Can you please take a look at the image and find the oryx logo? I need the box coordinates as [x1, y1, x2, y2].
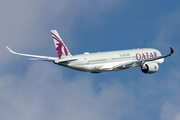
[154, 65, 157, 69]
[51, 32, 68, 59]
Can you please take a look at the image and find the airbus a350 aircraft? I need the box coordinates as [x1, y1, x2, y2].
[7, 30, 174, 74]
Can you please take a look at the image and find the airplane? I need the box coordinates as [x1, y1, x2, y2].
[6, 30, 174, 74]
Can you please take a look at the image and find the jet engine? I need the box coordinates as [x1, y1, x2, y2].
[141, 62, 159, 74]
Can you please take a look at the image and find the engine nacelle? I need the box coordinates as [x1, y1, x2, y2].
[141, 62, 159, 74]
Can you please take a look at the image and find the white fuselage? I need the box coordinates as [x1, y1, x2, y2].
[54, 48, 164, 73]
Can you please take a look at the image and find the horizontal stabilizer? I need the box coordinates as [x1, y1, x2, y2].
[28, 58, 55, 62]
[54, 59, 78, 64]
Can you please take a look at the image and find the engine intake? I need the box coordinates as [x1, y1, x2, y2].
[141, 62, 159, 74]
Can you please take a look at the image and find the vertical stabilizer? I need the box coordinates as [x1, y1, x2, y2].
[51, 30, 71, 59]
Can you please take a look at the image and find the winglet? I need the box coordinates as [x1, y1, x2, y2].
[6, 46, 16, 54]
[6, 46, 10, 51]
[170, 47, 174, 55]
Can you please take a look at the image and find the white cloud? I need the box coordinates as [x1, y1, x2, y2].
[0, 62, 136, 120]
[150, 9, 180, 50]
[160, 102, 180, 120]
[0, 0, 125, 67]
[0, 1, 130, 119]
[1, 0, 180, 120]
[3, 63, 180, 120]
[159, 66, 180, 120]
[175, 112, 180, 120]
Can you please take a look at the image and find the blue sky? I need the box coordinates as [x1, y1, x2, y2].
[0, 0, 180, 120]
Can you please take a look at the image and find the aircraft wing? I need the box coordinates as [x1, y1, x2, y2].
[113, 47, 174, 69]
[6, 46, 58, 61]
